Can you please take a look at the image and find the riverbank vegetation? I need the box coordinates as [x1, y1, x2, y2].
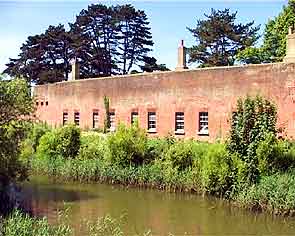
[24, 96, 295, 216]
[0, 78, 34, 215]
[0, 210, 153, 236]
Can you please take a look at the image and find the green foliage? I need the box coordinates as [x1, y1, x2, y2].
[0, 78, 34, 186]
[237, 171, 295, 215]
[103, 96, 110, 133]
[20, 122, 51, 160]
[200, 144, 234, 195]
[78, 132, 106, 160]
[56, 124, 81, 159]
[86, 214, 125, 236]
[145, 138, 171, 161]
[227, 95, 277, 183]
[36, 125, 81, 160]
[140, 56, 170, 72]
[262, 1, 295, 62]
[236, 47, 269, 64]
[238, 1, 295, 63]
[188, 8, 260, 67]
[106, 123, 148, 167]
[28, 123, 51, 152]
[163, 140, 195, 171]
[36, 131, 60, 160]
[0, 210, 72, 236]
[5, 4, 154, 83]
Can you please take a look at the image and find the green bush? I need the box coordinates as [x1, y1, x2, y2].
[78, 132, 106, 160]
[36, 125, 81, 160]
[29, 123, 51, 152]
[0, 78, 34, 186]
[227, 95, 277, 184]
[200, 144, 234, 196]
[106, 123, 147, 167]
[163, 140, 195, 171]
[237, 171, 295, 215]
[145, 138, 172, 162]
[36, 130, 60, 160]
[20, 123, 51, 160]
[19, 138, 34, 160]
[56, 124, 81, 159]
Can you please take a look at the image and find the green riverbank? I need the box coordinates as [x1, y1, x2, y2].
[27, 130, 295, 215]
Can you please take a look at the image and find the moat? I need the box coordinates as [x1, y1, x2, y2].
[19, 176, 295, 235]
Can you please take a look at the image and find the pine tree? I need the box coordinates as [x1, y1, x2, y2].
[188, 8, 260, 67]
[4, 25, 74, 84]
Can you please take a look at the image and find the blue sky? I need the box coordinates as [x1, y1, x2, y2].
[0, 0, 289, 72]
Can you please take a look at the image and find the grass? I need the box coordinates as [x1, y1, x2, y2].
[0, 210, 169, 236]
[0, 210, 72, 236]
[236, 171, 295, 216]
[25, 123, 295, 217]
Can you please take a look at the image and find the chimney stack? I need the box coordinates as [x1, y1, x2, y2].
[176, 40, 188, 70]
[71, 57, 80, 81]
[284, 25, 295, 63]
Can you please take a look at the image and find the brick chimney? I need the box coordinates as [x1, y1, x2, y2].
[176, 40, 188, 70]
[71, 58, 79, 81]
[284, 26, 295, 63]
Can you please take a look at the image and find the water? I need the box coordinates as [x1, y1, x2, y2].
[21, 176, 295, 235]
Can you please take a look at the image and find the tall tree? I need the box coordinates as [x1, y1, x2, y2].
[140, 56, 170, 72]
[188, 8, 260, 67]
[237, 0, 295, 64]
[0, 78, 34, 188]
[4, 4, 154, 83]
[115, 4, 154, 74]
[70, 4, 119, 78]
[4, 24, 74, 84]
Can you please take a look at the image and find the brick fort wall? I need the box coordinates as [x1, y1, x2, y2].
[34, 62, 295, 141]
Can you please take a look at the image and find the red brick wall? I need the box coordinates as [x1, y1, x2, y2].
[34, 62, 295, 141]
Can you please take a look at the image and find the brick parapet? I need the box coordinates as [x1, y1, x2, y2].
[34, 62, 295, 141]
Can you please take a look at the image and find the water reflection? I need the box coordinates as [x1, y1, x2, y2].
[21, 176, 295, 235]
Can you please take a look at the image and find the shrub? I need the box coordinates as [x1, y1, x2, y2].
[55, 124, 81, 159]
[227, 95, 277, 184]
[36, 130, 60, 160]
[20, 123, 51, 160]
[19, 138, 34, 160]
[106, 123, 147, 167]
[0, 78, 34, 186]
[36, 125, 81, 160]
[163, 140, 196, 171]
[200, 144, 234, 196]
[237, 171, 295, 215]
[78, 132, 106, 160]
[145, 138, 171, 162]
[28, 123, 51, 152]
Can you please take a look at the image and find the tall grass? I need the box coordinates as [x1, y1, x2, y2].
[0, 210, 167, 236]
[26, 123, 295, 216]
[0, 210, 72, 236]
[236, 171, 295, 216]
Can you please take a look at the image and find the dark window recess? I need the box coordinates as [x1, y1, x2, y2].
[198, 112, 209, 135]
[93, 112, 99, 129]
[45, 101, 48, 106]
[131, 112, 139, 124]
[175, 112, 184, 133]
[147, 112, 156, 132]
[41, 102, 44, 106]
[109, 111, 115, 131]
[63, 112, 68, 125]
[36, 102, 39, 106]
[74, 112, 80, 126]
